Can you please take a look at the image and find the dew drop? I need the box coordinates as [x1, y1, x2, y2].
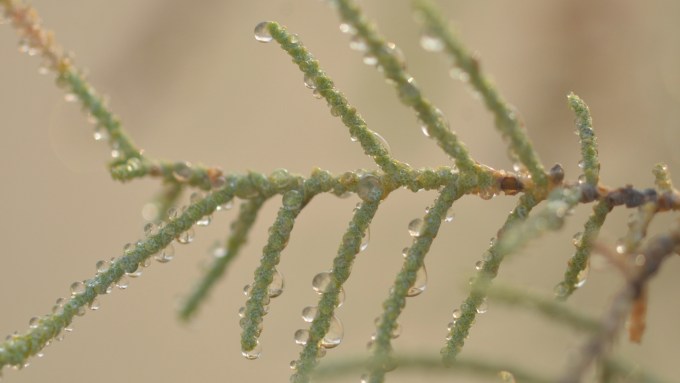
[238, 306, 246, 318]
[172, 162, 193, 182]
[253, 22, 273, 43]
[144, 222, 158, 237]
[289, 360, 298, 370]
[64, 93, 77, 103]
[196, 215, 212, 227]
[116, 276, 129, 290]
[476, 299, 488, 314]
[321, 315, 344, 348]
[406, 264, 428, 297]
[407, 218, 424, 237]
[444, 207, 455, 222]
[553, 282, 569, 298]
[312, 271, 333, 294]
[360, 227, 370, 252]
[362, 53, 378, 66]
[89, 298, 100, 311]
[269, 268, 285, 298]
[294, 329, 310, 345]
[572, 232, 583, 247]
[449, 67, 470, 82]
[499, 370, 516, 383]
[155, 244, 175, 263]
[401, 247, 409, 258]
[243, 284, 252, 297]
[282, 190, 304, 211]
[615, 241, 627, 254]
[176, 228, 195, 244]
[452, 308, 462, 319]
[356, 174, 383, 202]
[578, 160, 585, 169]
[336, 286, 346, 308]
[241, 341, 262, 360]
[70, 281, 85, 296]
[349, 36, 367, 51]
[575, 261, 590, 288]
[303, 73, 316, 89]
[95, 259, 110, 274]
[301, 306, 318, 323]
[28, 317, 39, 329]
[398, 77, 420, 106]
[216, 200, 233, 212]
[420, 32, 444, 52]
[372, 131, 391, 154]
[93, 126, 109, 142]
[312, 89, 322, 99]
[474, 260, 485, 271]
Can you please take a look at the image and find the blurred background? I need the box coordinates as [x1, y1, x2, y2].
[1, 1, 679, 382]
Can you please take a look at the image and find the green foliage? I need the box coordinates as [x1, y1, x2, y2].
[0, 0, 678, 382]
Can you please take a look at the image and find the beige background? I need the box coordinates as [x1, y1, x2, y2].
[1, 1, 679, 382]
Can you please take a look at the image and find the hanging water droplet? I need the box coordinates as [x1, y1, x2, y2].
[312, 271, 333, 294]
[28, 317, 40, 329]
[216, 200, 233, 212]
[242, 284, 252, 297]
[321, 315, 344, 348]
[93, 126, 109, 142]
[294, 329, 310, 345]
[578, 160, 585, 169]
[615, 241, 627, 254]
[449, 66, 470, 82]
[238, 306, 246, 318]
[475, 260, 485, 271]
[70, 281, 85, 296]
[498, 370, 516, 383]
[301, 306, 318, 323]
[116, 276, 129, 290]
[253, 22, 273, 43]
[289, 360, 298, 370]
[269, 268, 285, 298]
[553, 282, 569, 298]
[372, 131, 391, 154]
[356, 174, 383, 202]
[407, 218, 424, 237]
[336, 286, 346, 308]
[572, 232, 583, 247]
[407, 264, 428, 297]
[476, 299, 488, 314]
[360, 227, 370, 252]
[303, 73, 316, 89]
[312, 89, 322, 99]
[575, 261, 590, 288]
[398, 77, 420, 106]
[241, 341, 262, 360]
[577, 174, 587, 185]
[172, 162, 193, 182]
[95, 259, 110, 274]
[339, 23, 355, 34]
[401, 247, 409, 258]
[282, 190, 304, 211]
[420, 32, 444, 52]
[349, 36, 367, 51]
[143, 222, 158, 237]
[155, 244, 175, 263]
[444, 207, 455, 222]
[89, 298, 100, 311]
[452, 308, 462, 319]
[363, 53, 378, 66]
[176, 228, 195, 244]
[196, 215, 212, 227]
[64, 93, 77, 103]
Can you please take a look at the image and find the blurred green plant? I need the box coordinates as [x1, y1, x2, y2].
[0, 0, 678, 382]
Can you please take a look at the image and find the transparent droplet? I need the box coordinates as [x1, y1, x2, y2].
[336, 286, 346, 308]
[575, 261, 590, 288]
[241, 341, 262, 360]
[634, 254, 646, 266]
[476, 299, 488, 314]
[176, 228, 195, 244]
[398, 77, 420, 106]
[196, 215, 212, 227]
[360, 374, 369, 383]
[401, 247, 409, 258]
[268, 268, 285, 298]
[243, 284, 252, 297]
[216, 200, 233, 212]
[407, 218, 424, 237]
[615, 241, 627, 254]
[312, 271, 333, 294]
[116, 276, 129, 290]
[444, 207, 455, 222]
[144, 222, 158, 237]
[357, 174, 383, 202]
[475, 260, 485, 271]
[312, 89, 322, 99]
[452, 308, 462, 319]
[553, 282, 569, 298]
[449, 66, 470, 82]
[303, 73, 316, 89]
[289, 360, 298, 370]
[349, 36, 367, 51]
[572, 232, 583, 247]
[360, 227, 370, 252]
[301, 306, 318, 323]
[339, 23, 355, 34]
[89, 298, 100, 311]
[294, 329, 310, 345]
[93, 126, 109, 142]
[155, 244, 175, 263]
[321, 315, 343, 348]
[64, 93, 77, 103]
[70, 281, 85, 296]
[407, 264, 428, 297]
[253, 22, 273, 43]
[372, 131, 391, 154]
[172, 162, 193, 182]
[578, 160, 585, 169]
[420, 32, 444, 52]
[238, 306, 246, 318]
[498, 370, 516, 383]
[95, 259, 110, 274]
[28, 317, 40, 329]
[362, 53, 378, 66]
[282, 190, 304, 211]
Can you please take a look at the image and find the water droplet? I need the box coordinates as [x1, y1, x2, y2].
[196, 215, 212, 227]
[362, 53, 378, 66]
[498, 370, 516, 383]
[398, 77, 420, 106]
[64, 93, 77, 103]
[420, 32, 444, 52]
[144, 222, 158, 237]
[360, 227, 370, 252]
[449, 66, 470, 82]
[407, 264, 428, 297]
[575, 261, 590, 288]
[553, 282, 569, 298]
[70, 281, 85, 296]
[615, 241, 627, 254]
[269, 268, 285, 298]
[476, 299, 488, 314]
[349, 36, 367, 51]
[577, 174, 587, 184]
[301, 306, 318, 322]
[253, 22, 273, 43]
[282, 190, 304, 210]
[312, 271, 333, 294]
[176, 228, 195, 244]
[89, 298, 100, 311]
[294, 329, 310, 345]
[372, 131, 391, 154]
[452, 308, 462, 319]
[407, 218, 424, 237]
[155, 244, 175, 263]
[242, 284, 252, 297]
[116, 276, 129, 289]
[96, 259, 110, 274]
[241, 341, 262, 360]
[238, 306, 246, 318]
[444, 207, 455, 222]
[356, 174, 383, 202]
[474, 260, 485, 271]
[172, 162, 193, 182]
[28, 317, 40, 329]
[216, 200, 233, 212]
[360, 374, 369, 383]
[401, 247, 409, 258]
[289, 360, 298, 370]
[312, 89, 322, 99]
[321, 315, 343, 348]
[572, 232, 583, 247]
[303, 73, 316, 89]
[634, 254, 646, 266]
[578, 160, 585, 169]
[93, 126, 109, 142]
